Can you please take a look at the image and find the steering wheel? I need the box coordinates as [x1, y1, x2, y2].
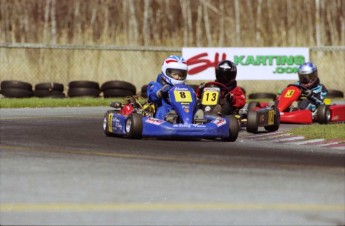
[201, 81, 228, 98]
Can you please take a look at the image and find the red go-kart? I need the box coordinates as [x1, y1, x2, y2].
[276, 84, 345, 124]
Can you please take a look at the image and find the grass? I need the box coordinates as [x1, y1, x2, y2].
[287, 124, 345, 141]
[0, 97, 120, 108]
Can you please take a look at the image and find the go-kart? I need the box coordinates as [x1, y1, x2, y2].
[198, 81, 280, 133]
[276, 84, 345, 124]
[103, 84, 239, 141]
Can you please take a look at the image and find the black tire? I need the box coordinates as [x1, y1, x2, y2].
[35, 82, 64, 92]
[247, 101, 259, 111]
[101, 80, 136, 94]
[103, 89, 135, 98]
[264, 107, 280, 132]
[317, 105, 330, 124]
[327, 89, 344, 98]
[1, 88, 34, 98]
[69, 80, 100, 89]
[222, 115, 239, 142]
[125, 113, 143, 139]
[34, 90, 66, 98]
[247, 110, 259, 133]
[141, 85, 148, 98]
[103, 111, 117, 137]
[68, 87, 100, 97]
[248, 92, 277, 100]
[1, 80, 32, 91]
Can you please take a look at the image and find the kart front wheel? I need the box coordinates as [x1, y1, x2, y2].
[247, 110, 259, 133]
[222, 115, 239, 142]
[264, 107, 280, 132]
[125, 113, 143, 139]
[317, 105, 330, 124]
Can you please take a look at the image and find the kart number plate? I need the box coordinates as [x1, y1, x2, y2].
[267, 109, 274, 125]
[201, 90, 219, 105]
[173, 90, 192, 102]
[284, 89, 295, 98]
[108, 113, 113, 132]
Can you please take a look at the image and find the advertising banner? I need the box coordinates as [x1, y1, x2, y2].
[182, 47, 309, 80]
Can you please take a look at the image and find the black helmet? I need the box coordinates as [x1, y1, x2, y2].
[215, 60, 237, 85]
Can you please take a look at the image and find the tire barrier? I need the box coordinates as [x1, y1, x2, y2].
[67, 80, 100, 98]
[248, 92, 277, 100]
[34, 82, 65, 98]
[0, 80, 34, 98]
[327, 89, 344, 98]
[140, 84, 148, 98]
[101, 80, 136, 98]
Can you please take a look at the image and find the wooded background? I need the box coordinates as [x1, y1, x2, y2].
[1, 0, 344, 46]
[1, 0, 344, 94]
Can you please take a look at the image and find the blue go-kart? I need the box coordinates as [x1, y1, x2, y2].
[103, 84, 239, 141]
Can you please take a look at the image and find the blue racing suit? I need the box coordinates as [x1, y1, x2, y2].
[295, 81, 328, 112]
[147, 74, 174, 120]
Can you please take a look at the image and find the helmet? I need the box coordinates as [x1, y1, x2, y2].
[161, 55, 188, 86]
[298, 62, 319, 88]
[215, 60, 237, 85]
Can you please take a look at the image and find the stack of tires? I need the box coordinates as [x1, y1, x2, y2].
[0, 80, 34, 98]
[67, 80, 101, 98]
[248, 92, 276, 100]
[101, 80, 136, 98]
[34, 82, 65, 98]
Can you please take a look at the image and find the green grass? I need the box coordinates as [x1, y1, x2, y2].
[0, 97, 121, 108]
[287, 124, 345, 141]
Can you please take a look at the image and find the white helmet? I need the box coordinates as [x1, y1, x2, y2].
[161, 55, 188, 86]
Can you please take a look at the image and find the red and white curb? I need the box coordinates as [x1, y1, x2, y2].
[245, 132, 345, 150]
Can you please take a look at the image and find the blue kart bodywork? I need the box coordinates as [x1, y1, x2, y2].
[103, 84, 239, 141]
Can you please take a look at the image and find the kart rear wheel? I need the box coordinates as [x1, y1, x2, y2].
[103, 111, 117, 137]
[125, 113, 143, 139]
[247, 101, 259, 111]
[317, 105, 330, 124]
[222, 115, 239, 142]
[247, 110, 259, 133]
[264, 107, 280, 132]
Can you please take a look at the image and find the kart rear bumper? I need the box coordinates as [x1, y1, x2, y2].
[142, 117, 230, 138]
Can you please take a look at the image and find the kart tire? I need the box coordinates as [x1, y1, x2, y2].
[103, 111, 117, 137]
[247, 101, 259, 111]
[103, 88, 135, 98]
[248, 92, 276, 100]
[1, 88, 34, 98]
[317, 105, 330, 124]
[125, 113, 143, 139]
[1, 80, 33, 91]
[221, 115, 239, 142]
[264, 107, 280, 132]
[327, 89, 344, 98]
[35, 82, 64, 92]
[101, 80, 136, 94]
[247, 110, 259, 133]
[67, 87, 100, 97]
[69, 80, 100, 89]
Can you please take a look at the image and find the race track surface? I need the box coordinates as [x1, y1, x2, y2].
[0, 107, 344, 225]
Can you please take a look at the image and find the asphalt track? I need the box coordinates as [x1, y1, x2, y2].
[0, 107, 344, 225]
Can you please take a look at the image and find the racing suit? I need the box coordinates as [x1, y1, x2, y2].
[295, 81, 328, 111]
[147, 74, 174, 120]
